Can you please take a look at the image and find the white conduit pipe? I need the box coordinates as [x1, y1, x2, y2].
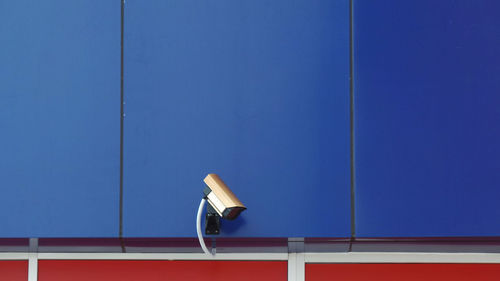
[196, 198, 214, 256]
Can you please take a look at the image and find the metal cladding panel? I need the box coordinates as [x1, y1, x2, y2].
[0, 261, 28, 281]
[39, 260, 287, 281]
[354, 1, 500, 237]
[0, 1, 120, 237]
[124, 0, 351, 237]
[306, 264, 500, 281]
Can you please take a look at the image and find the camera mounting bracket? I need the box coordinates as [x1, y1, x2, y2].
[205, 203, 221, 235]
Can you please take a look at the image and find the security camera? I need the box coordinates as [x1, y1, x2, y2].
[196, 173, 246, 255]
[203, 174, 246, 220]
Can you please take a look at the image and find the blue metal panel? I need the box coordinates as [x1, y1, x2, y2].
[355, 0, 500, 237]
[124, 0, 350, 237]
[0, 1, 120, 237]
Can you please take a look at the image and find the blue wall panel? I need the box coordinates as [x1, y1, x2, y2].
[355, 0, 500, 237]
[0, 1, 120, 237]
[124, 0, 351, 237]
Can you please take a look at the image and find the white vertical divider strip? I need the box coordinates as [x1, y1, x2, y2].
[28, 238, 38, 281]
[288, 238, 305, 281]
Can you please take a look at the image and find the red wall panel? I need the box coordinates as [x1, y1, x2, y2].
[307, 264, 500, 281]
[0, 261, 27, 281]
[39, 260, 286, 281]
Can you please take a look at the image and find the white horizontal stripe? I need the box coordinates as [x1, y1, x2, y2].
[0, 253, 29, 260]
[2, 252, 500, 263]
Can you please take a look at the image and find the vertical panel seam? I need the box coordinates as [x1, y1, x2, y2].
[349, 0, 356, 243]
[119, 0, 125, 247]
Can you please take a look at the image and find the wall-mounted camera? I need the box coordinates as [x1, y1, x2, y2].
[196, 173, 246, 255]
[204, 173, 246, 221]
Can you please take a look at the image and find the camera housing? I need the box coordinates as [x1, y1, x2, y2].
[203, 173, 246, 221]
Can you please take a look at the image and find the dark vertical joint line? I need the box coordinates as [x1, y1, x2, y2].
[349, 0, 356, 240]
[119, 0, 125, 245]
